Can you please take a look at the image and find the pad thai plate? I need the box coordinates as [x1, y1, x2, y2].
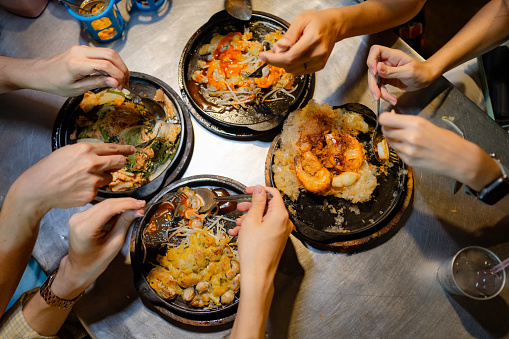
[52, 72, 193, 200]
[130, 175, 245, 324]
[179, 10, 314, 136]
[266, 103, 409, 243]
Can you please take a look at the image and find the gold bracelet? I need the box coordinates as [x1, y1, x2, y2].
[39, 267, 85, 309]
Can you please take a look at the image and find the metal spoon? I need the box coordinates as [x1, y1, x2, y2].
[225, 0, 252, 20]
[90, 68, 166, 121]
[194, 187, 272, 214]
[58, 0, 93, 13]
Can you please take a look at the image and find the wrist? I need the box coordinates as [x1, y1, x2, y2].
[50, 256, 92, 300]
[457, 147, 501, 191]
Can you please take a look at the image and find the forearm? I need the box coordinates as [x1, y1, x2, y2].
[23, 256, 90, 336]
[231, 273, 274, 339]
[426, 0, 509, 77]
[334, 0, 426, 40]
[0, 181, 48, 313]
[0, 56, 46, 94]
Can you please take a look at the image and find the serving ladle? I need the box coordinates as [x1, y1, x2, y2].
[194, 187, 272, 214]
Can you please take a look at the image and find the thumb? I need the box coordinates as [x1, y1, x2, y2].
[107, 208, 144, 248]
[273, 37, 292, 53]
[244, 185, 267, 222]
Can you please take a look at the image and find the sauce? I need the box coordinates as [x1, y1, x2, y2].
[186, 80, 225, 113]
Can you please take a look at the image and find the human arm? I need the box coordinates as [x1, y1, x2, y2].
[367, 0, 509, 104]
[379, 111, 501, 191]
[21, 198, 145, 336]
[0, 45, 129, 96]
[228, 186, 293, 339]
[0, 142, 134, 314]
[259, 0, 426, 75]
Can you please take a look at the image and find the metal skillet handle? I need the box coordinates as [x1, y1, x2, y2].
[216, 192, 273, 203]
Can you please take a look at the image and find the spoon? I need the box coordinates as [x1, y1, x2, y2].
[90, 68, 166, 121]
[58, 0, 93, 13]
[194, 187, 272, 213]
[225, 0, 252, 21]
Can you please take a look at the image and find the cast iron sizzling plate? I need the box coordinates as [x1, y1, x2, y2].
[266, 103, 409, 244]
[130, 175, 245, 325]
[52, 72, 194, 201]
[179, 10, 315, 140]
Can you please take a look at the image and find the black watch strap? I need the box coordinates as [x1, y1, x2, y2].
[464, 154, 509, 205]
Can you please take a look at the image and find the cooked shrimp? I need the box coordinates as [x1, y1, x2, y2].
[294, 151, 332, 193]
[325, 131, 364, 172]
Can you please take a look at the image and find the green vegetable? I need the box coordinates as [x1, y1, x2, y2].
[118, 126, 144, 146]
[107, 89, 128, 98]
[78, 125, 93, 139]
[96, 105, 114, 119]
[99, 126, 109, 142]
[126, 154, 137, 171]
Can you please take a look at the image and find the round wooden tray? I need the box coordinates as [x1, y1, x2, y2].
[264, 133, 413, 253]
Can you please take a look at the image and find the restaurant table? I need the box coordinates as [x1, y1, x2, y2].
[1, 1, 509, 338]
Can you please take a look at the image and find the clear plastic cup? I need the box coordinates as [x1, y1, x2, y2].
[437, 246, 506, 300]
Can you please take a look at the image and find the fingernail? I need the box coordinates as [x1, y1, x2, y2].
[137, 200, 146, 207]
[253, 185, 262, 194]
[372, 93, 378, 101]
[259, 54, 267, 62]
[117, 85, 123, 91]
[134, 210, 144, 218]
[130, 146, 135, 153]
[105, 78, 116, 88]
[389, 99, 397, 106]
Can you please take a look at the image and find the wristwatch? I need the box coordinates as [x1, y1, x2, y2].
[464, 153, 509, 205]
[40, 267, 84, 309]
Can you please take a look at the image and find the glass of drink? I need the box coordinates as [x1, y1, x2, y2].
[437, 246, 506, 300]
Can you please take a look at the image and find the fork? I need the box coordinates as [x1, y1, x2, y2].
[371, 56, 384, 163]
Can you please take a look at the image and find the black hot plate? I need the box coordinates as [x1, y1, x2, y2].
[266, 103, 411, 245]
[52, 72, 194, 201]
[130, 175, 245, 326]
[179, 10, 315, 140]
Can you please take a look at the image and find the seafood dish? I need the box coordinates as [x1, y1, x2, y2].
[273, 100, 378, 203]
[145, 187, 240, 309]
[71, 88, 181, 191]
[191, 29, 297, 108]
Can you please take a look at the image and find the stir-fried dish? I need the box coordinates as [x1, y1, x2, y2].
[191, 29, 297, 108]
[273, 101, 378, 203]
[145, 187, 240, 309]
[71, 88, 181, 191]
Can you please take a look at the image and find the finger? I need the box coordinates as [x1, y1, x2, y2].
[366, 45, 383, 73]
[96, 172, 114, 188]
[281, 15, 308, 47]
[237, 202, 251, 212]
[243, 185, 267, 222]
[90, 143, 135, 156]
[77, 198, 145, 227]
[367, 69, 380, 101]
[107, 207, 145, 248]
[89, 154, 128, 172]
[380, 85, 397, 106]
[80, 47, 129, 79]
[378, 110, 412, 129]
[273, 37, 293, 53]
[228, 225, 241, 237]
[263, 187, 287, 218]
[235, 214, 247, 226]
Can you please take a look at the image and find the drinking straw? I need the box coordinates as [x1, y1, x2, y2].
[491, 257, 509, 274]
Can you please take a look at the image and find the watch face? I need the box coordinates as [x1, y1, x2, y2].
[479, 177, 509, 205]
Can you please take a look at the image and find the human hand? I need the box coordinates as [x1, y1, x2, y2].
[11, 143, 135, 216]
[380, 111, 501, 190]
[35, 45, 129, 97]
[51, 198, 145, 298]
[259, 9, 341, 75]
[367, 45, 437, 106]
[228, 186, 293, 278]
